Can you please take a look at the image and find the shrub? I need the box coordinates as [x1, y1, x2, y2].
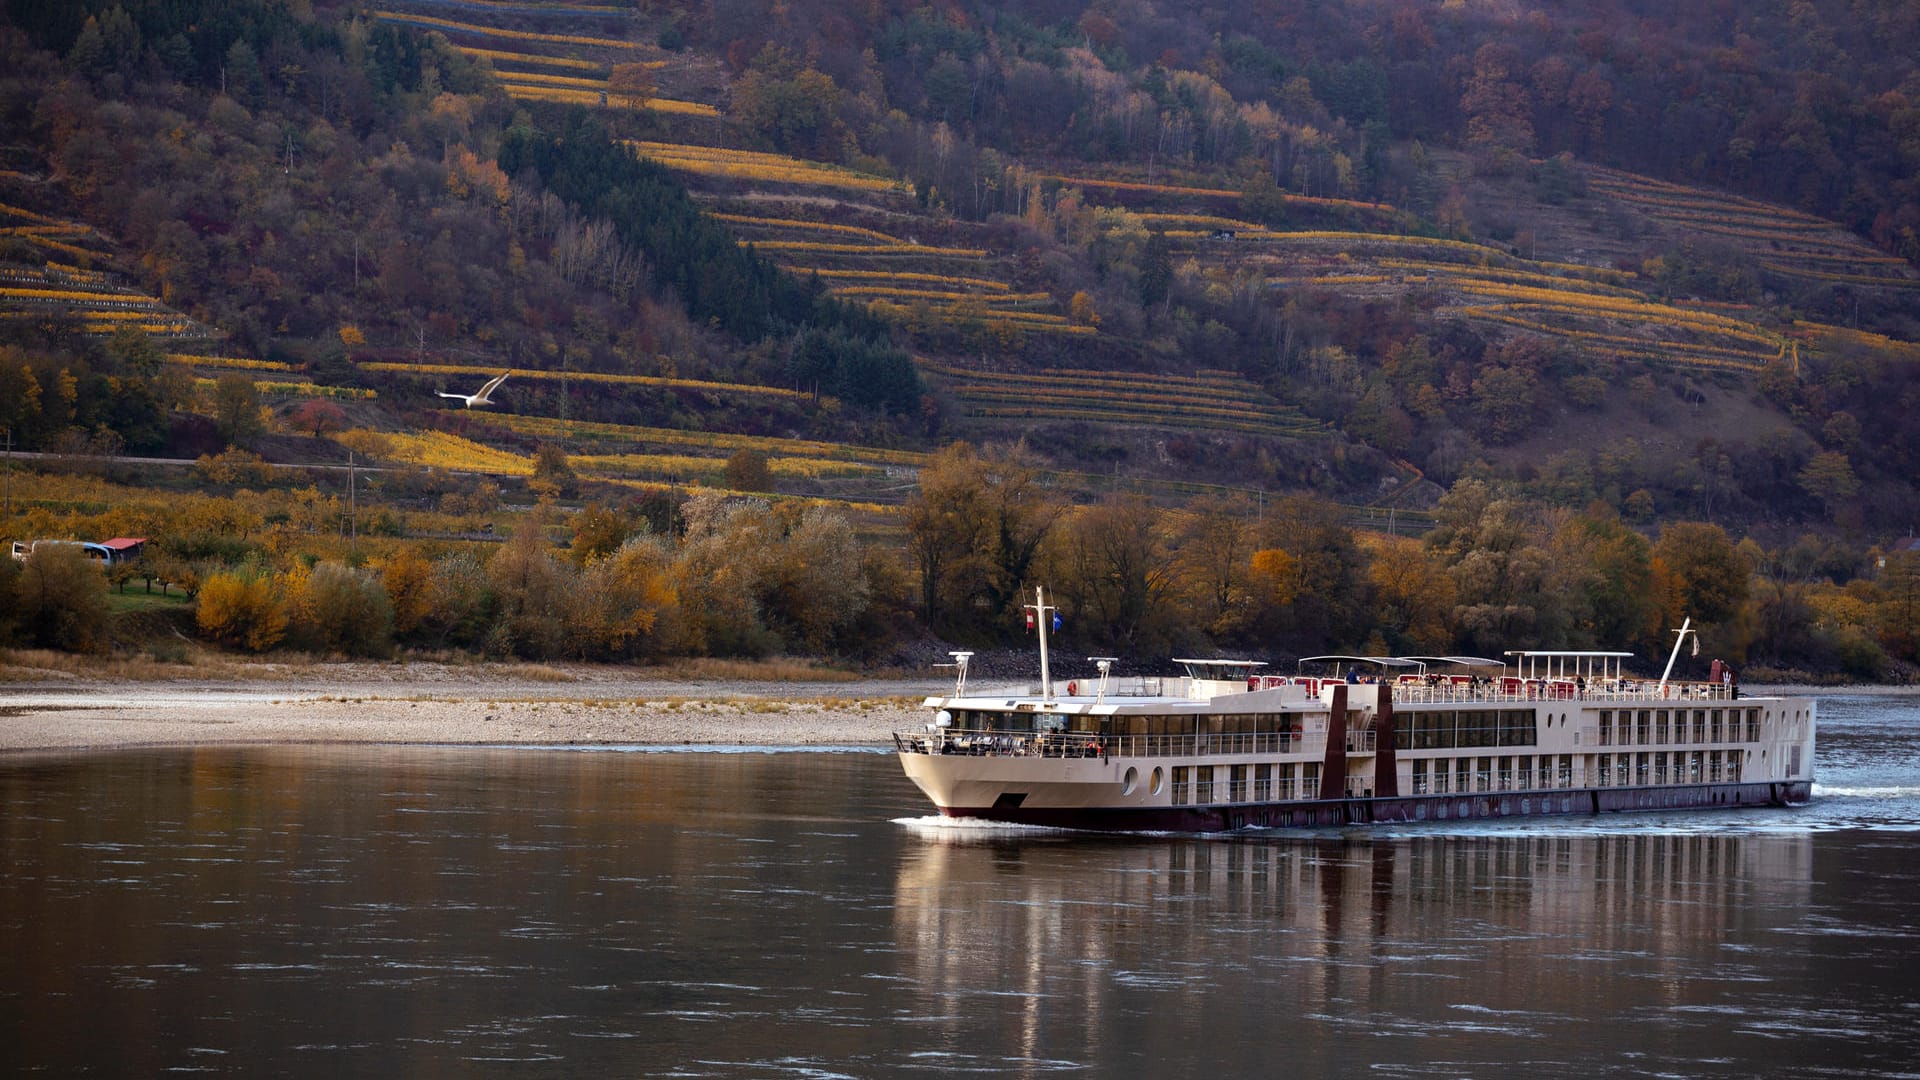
[722, 449, 773, 492]
[14, 545, 110, 652]
[296, 563, 394, 657]
[196, 570, 287, 652]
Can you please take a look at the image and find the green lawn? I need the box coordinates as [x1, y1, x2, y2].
[106, 589, 193, 613]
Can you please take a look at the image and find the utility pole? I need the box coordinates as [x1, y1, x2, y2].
[348, 449, 357, 554]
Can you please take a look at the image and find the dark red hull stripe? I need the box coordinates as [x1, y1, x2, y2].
[937, 781, 1814, 832]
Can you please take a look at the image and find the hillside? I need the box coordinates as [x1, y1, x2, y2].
[11, 0, 1918, 533]
[4, 0, 1920, 677]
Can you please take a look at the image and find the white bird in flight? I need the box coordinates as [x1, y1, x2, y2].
[437, 371, 510, 408]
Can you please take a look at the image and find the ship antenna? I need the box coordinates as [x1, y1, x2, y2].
[1657, 616, 1693, 694]
[946, 651, 972, 698]
[1089, 657, 1117, 704]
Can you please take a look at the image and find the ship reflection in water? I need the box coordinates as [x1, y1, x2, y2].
[889, 823, 1917, 1076]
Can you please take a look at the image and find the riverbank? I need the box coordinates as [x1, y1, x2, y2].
[0, 651, 1899, 754]
[0, 655, 971, 753]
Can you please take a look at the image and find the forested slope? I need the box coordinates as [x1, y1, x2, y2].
[3, 0, 1920, 679]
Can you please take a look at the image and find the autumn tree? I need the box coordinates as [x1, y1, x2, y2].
[1551, 503, 1659, 650]
[294, 563, 395, 657]
[1363, 534, 1456, 653]
[1046, 495, 1179, 654]
[14, 544, 110, 652]
[486, 519, 574, 657]
[760, 507, 870, 653]
[1425, 478, 1564, 651]
[672, 493, 777, 656]
[378, 546, 436, 638]
[1652, 522, 1751, 627]
[608, 62, 656, 109]
[291, 399, 346, 438]
[904, 441, 1060, 638]
[196, 569, 288, 652]
[722, 449, 773, 492]
[211, 373, 263, 446]
[1174, 495, 1257, 639]
[1245, 495, 1371, 652]
[571, 534, 682, 659]
[530, 442, 576, 499]
[570, 503, 631, 565]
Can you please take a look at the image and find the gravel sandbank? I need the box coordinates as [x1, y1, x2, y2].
[0, 663, 984, 753]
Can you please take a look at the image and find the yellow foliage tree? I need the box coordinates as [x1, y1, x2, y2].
[196, 570, 288, 652]
[379, 547, 436, 636]
[1248, 548, 1299, 606]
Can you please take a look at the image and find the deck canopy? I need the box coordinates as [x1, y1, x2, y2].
[1503, 650, 1635, 681]
[1297, 655, 1426, 675]
[1398, 655, 1504, 668]
[1173, 658, 1266, 681]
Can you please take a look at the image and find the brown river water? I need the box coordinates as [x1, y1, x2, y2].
[2, 692, 1917, 1077]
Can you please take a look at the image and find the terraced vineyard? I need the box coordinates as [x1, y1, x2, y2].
[0, 203, 217, 340]
[624, 146, 1089, 337]
[1159, 225, 1796, 373]
[370, 7, 721, 119]
[469, 411, 931, 468]
[918, 358, 1327, 438]
[358, 360, 811, 402]
[1586, 166, 1919, 291]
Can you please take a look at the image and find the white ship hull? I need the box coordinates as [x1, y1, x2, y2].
[896, 677, 1815, 833]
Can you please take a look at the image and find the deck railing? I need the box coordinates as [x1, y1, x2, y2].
[892, 729, 1324, 760]
[1383, 678, 1739, 706]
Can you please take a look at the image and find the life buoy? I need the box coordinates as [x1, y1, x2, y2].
[1067, 680, 1078, 696]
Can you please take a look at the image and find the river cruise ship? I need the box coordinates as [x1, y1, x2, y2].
[895, 594, 1815, 832]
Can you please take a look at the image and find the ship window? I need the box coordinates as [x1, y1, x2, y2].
[1229, 765, 1247, 802]
[1171, 766, 1190, 804]
[1253, 764, 1271, 802]
[1195, 766, 1215, 804]
[1516, 756, 1533, 790]
[1498, 710, 1538, 747]
[1455, 758, 1472, 795]
[1746, 709, 1760, 742]
[1598, 710, 1613, 746]
[1301, 762, 1320, 798]
[1637, 710, 1653, 744]
[1150, 766, 1165, 796]
[1654, 710, 1668, 743]
[1693, 710, 1708, 743]
[1412, 759, 1428, 794]
[1122, 767, 1138, 797]
[1711, 709, 1724, 743]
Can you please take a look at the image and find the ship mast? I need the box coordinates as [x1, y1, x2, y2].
[1658, 616, 1694, 694]
[1025, 586, 1057, 702]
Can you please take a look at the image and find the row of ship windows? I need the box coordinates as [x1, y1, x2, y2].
[1163, 751, 1750, 805]
[1171, 762, 1322, 806]
[1411, 751, 1743, 794]
[1596, 708, 1762, 746]
[1393, 709, 1538, 749]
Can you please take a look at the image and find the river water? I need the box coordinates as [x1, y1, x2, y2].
[2, 693, 1917, 1077]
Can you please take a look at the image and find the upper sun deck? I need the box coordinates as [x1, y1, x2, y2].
[926, 668, 1750, 716]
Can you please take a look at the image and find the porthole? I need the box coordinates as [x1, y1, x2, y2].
[1149, 767, 1165, 796]
[1122, 767, 1139, 796]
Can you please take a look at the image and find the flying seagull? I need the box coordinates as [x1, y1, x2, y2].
[437, 371, 510, 408]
